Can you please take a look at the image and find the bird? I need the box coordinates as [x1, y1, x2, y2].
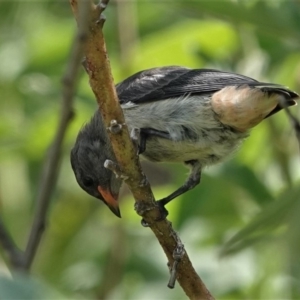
[70, 66, 299, 218]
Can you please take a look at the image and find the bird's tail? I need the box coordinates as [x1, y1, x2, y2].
[250, 83, 299, 118]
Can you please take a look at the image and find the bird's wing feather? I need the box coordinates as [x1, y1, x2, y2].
[116, 66, 259, 104]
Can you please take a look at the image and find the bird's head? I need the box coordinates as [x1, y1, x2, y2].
[70, 112, 122, 217]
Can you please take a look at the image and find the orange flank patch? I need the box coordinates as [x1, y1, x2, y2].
[211, 86, 279, 132]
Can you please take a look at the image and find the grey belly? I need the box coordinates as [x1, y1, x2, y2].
[141, 133, 246, 166]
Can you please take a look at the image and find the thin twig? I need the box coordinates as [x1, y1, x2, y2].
[96, 223, 126, 299]
[267, 119, 293, 187]
[23, 0, 92, 270]
[284, 107, 300, 151]
[279, 98, 300, 151]
[0, 216, 24, 270]
[69, 1, 214, 299]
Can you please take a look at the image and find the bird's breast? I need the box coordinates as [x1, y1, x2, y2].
[123, 95, 249, 166]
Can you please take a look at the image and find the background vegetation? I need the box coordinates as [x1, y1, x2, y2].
[0, 0, 300, 299]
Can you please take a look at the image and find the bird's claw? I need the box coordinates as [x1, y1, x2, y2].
[135, 201, 169, 227]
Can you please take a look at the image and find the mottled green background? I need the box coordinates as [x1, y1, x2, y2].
[0, 0, 300, 299]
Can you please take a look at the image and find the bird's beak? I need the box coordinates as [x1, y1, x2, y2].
[97, 185, 121, 218]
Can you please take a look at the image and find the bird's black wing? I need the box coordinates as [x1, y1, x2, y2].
[116, 66, 259, 104]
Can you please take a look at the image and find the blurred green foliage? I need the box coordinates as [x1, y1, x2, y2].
[0, 0, 300, 299]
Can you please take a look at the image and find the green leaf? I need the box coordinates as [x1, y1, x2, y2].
[220, 163, 274, 206]
[221, 184, 300, 256]
[131, 19, 238, 70]
[179, 0, 300, 42]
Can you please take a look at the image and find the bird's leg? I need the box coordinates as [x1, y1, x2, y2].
[131, 128, 201, 224]
[157, 160, 202, 208]
[138, 127, 172, 154]
[140, 161, 201, 227]
[131, 127, 172, 226]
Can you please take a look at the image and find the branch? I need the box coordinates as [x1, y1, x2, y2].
[22, 0, 92, 270]
[279, 98, 300, 152]
[0, 1, 92, 272]
[0, 216, 25, 270]
[284, 108, 300, 151]
[69, 1, 214, 299]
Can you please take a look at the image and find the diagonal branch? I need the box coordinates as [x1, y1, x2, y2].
[284, 107, 300, 151]
[279, 98, 300, 152]
[0, 0, 92, 274]
[0, 216, 25, 270]
[69, 1, 214, 299]
[23, 0, 92, 270]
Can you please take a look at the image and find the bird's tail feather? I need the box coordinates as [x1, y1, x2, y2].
[249, 83, 299, 99]
[250, 83, 299, 118]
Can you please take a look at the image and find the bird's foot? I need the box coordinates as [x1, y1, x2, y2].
[131, 127, 173, 155]
[134, 201, 169, 227]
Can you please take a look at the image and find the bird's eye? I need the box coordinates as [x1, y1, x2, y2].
[82, 177, 94, 187]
